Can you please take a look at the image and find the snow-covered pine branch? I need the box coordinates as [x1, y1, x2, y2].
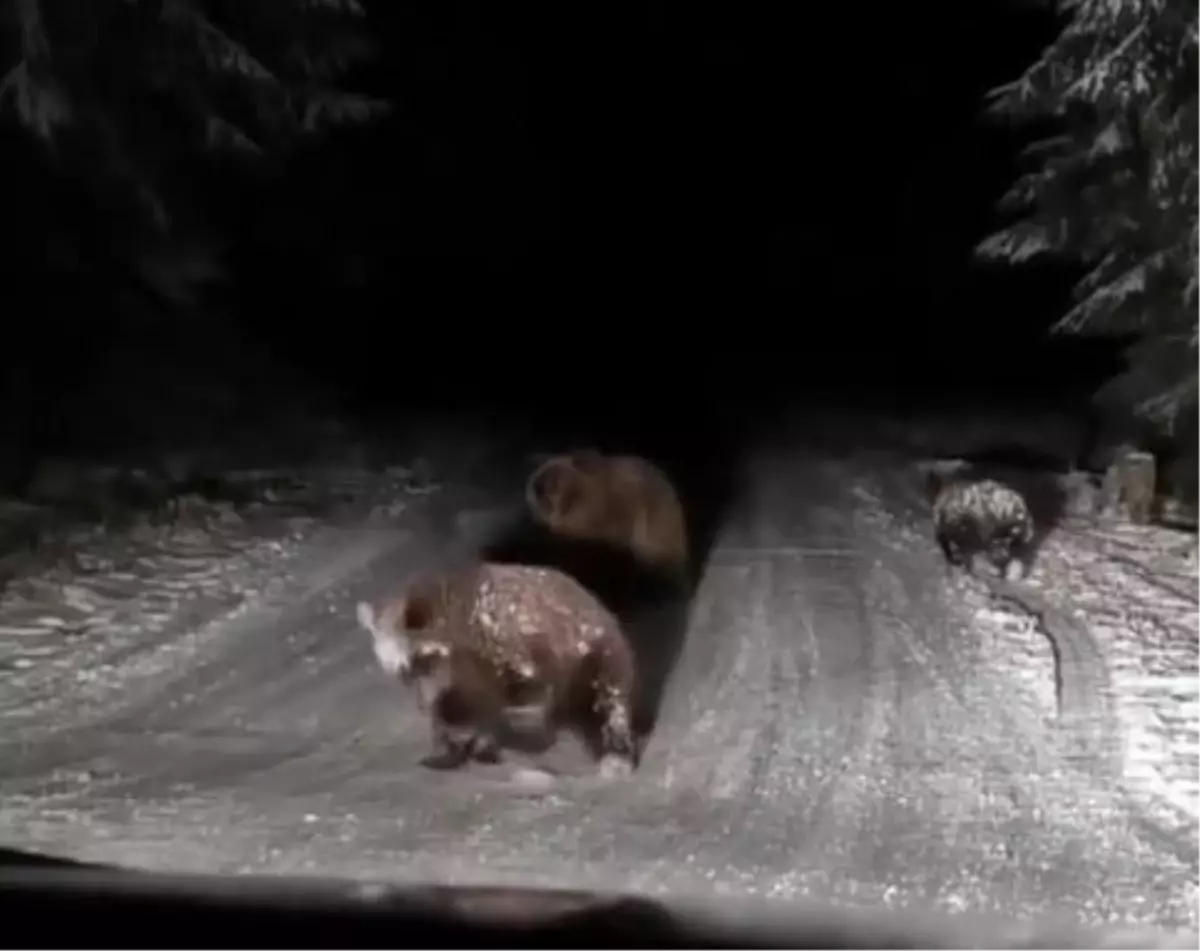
[0, 0, 388, 308]
[977, 0, 1198, 432]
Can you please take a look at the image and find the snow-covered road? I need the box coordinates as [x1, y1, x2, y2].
[0, 426, 1195, 938]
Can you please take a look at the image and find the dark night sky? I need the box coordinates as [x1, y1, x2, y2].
[0, 2, 1151, 505]
[229, 1, 1118, 404]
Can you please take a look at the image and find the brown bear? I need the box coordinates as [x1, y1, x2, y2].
[355, 561, 640, 777]
[524, 449, 690, 580]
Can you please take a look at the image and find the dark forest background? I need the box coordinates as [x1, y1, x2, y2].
[1, 0, 1194, 493]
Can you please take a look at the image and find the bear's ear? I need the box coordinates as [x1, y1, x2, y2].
[526, 455, 574, 515]
[355, 601, 377, 634]
[568, 448, 606, 472]
[357, 600, 411, 678]
[370, 625, 410, 678]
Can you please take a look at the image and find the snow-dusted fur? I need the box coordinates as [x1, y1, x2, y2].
[525, 449, 689, 579]
[929, 468, 1036, 580]
[356, 561, 639, 777]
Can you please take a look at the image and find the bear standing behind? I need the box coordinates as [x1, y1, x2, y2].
[525, 449, 690, 581]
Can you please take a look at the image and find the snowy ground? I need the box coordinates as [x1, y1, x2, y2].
[0, 451, 445, 740]
[0, 413, 1195, 917]
[2, 408, 1200, 936]
[859, 473, 1199, 853]
[1024, 519, 1199, 831]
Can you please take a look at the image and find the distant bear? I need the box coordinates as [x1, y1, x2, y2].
[927, 465, 1036, 580]
[355, 561, 640, 777]
[525, 449, 690, 580]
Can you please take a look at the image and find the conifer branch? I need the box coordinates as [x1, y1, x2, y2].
[977, 0, 1199, 430]
[1, 0, 387, 311]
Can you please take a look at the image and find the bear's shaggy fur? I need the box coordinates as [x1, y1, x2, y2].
[525, 449, 690, 580]
[355, 561, 639, 777]
[927, 466, 1036, 580]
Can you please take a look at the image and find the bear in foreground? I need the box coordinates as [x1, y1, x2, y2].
[927, 465, 1036, 581]
[524, 448, 690, 581]
[355, 561, 640, 778]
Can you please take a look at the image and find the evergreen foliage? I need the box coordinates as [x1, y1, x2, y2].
[978, 0, 1198, 434]
[0, 0, 388, 308]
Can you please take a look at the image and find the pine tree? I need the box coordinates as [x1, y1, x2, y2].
[977, 0, 1198, 436]
[0, 0, 388, 308]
